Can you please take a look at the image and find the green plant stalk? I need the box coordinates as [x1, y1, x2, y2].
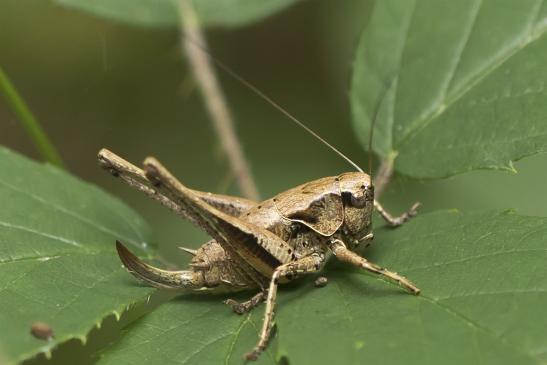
[0, 66, 65, 168]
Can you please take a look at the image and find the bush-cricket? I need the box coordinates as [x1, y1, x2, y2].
[98, 37, 421, 361]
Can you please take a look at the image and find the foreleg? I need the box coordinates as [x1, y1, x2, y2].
[329, 239, 420, 295]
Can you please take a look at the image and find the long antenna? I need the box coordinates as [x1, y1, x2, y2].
[182, 36, 365, 174]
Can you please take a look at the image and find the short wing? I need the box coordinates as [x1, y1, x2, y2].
[143, 157, 295, 279]
[198, 192, 256, 217]
[274, 176, 344, 236]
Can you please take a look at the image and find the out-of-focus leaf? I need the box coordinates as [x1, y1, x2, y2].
[97, 210, 547, 365]
[0, 147, 155, 364]
[54, 0, 302, 28]
[351, 0, 547, 178]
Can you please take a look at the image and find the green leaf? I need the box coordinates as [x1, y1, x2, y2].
[96, 297, 277, 365]
[54, 0, 302, 28]
[351, 0, 547, 178]
[97, 210, 547, 365]
[0, 147, 156, 364]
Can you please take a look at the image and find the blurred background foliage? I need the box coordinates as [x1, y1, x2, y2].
[1, 0, 546, 267]
[2, 1, 547, 364]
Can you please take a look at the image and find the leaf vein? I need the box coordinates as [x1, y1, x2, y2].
[441, 0, 483, 103]
[438, 289, 547, 301]
[55, 271, 120, 315]
[398, 7, 547, 148]
[403, 248, 547, 273]
[419, 295, 538, 363]
[0, 178, 143, 249]
[224, 313, 251, 364]
[0, 219, 84, 248]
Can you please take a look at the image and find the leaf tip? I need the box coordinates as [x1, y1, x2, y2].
[77, 335, 87, 346]
[506, 160, 518, 174]
[43, 348, 53, 360]
[112, 310, 122, 321]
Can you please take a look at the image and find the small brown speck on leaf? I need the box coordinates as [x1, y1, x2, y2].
[30, 322, 54, 341]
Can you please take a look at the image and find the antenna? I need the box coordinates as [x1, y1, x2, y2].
[182, 36, 365, 174]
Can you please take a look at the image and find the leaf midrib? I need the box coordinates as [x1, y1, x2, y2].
[393, 1, 547, 154]
[0, 177, 143, 249]
[0, 219, 84, 248]
[403, 247, 547, 274]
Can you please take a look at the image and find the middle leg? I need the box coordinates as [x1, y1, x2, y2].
[224, 291, 266, 315]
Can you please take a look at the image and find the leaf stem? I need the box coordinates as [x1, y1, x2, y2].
[0, 66, 65, 168]
[177, 0, 260, 201]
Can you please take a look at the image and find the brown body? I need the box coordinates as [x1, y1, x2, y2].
[99, 148, 419, 360]
[171, 173, 372, 291]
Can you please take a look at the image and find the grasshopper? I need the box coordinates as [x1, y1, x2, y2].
[98, 148, 420, 360]
[99, 33, 420, 361]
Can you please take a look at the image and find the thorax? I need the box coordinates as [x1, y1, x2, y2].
[241, 197, 330, 259]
